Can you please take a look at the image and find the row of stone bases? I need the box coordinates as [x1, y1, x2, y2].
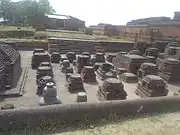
[32, 41, 180, 106]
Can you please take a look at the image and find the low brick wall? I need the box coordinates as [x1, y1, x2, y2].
[17, 42, 48, 50]
[1, 96, 180, 130]
[49, 38, 134, 53]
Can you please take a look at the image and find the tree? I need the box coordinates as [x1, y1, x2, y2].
[0, 0, 55, 25]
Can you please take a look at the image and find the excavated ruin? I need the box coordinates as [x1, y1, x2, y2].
[81, 66, 96, 83]
[135, 75, 169, 98]
[76, 55, 90, 73]
[97, 78, 127, 101]
[158, 58, 180, 82]
[137, 62, 158, 80]
[96, 63, 116, 80]
[51, 52, 60, 63]
[67, 74, 84, 93]
[31, 52, 50, 69]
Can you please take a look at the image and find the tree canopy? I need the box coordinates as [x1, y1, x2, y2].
[0, 0, 55, 25]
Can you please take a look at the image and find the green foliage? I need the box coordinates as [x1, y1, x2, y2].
[0, 0, 55, 26]
[0, 30, 35, 38]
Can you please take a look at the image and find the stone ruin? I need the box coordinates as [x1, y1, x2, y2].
[82, 52, 90, 57]
[90, 55, 96, 65]
[66, 74, 84, 93]
[31, 52, 50, 69]
[128, 50, 141, 55]
[106, 53, 117, 63]
[97, 78, 127, 101]
[76, 55, 90, 73]
[144, 48, 159, 58]
[0, 44, 22, 90]
[81, 66, 96, 83]
[36, 76, 55, 95]
[39, 82, 61, 106]
[145, 56, 156, 64]
[61, 60, 70, 73]
[137, 62, 158, 80]
[95, 53, 105, 63]
[115, 68, 127, 76]
[96, 63, 116, 80]
[135, 75, 169, 98]
[36, 66, 53, 84]
[51, 52, 60, 63]
[113, 54, 148, 74]
[66, 52, 76, 63]
[77, 92, 87, 102]
[60, 55, 68, 63]
[158, 58, 180, 82]
[152, 41, 169, 53]
[33, 48, 45, 55]
[39, 62, 52, 68]
[119, 72, 138, 83]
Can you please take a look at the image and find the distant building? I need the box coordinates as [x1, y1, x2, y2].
[35, 14, 85, 31]
[173, 12, 180, 21]
[89, 24, 119, 36]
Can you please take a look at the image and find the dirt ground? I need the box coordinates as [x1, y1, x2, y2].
[0, 51, 179, 108]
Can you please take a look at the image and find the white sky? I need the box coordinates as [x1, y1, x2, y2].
[50, 0, 180, 26]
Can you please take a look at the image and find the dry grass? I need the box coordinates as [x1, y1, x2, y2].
[3, 112, 180, 135]
[0, 26, 131, 43]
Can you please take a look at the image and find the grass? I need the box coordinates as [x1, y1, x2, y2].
[0, 38, 47, 43]
[0, 26, 131, 43]
[0, 26, 34, 31]
[2, 111, 180, 135]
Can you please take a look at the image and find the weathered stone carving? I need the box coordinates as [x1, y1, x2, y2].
[31, 52, 50, 69]
[158, 58, 180, 82]
[96, 63, 116, 80]
[33, 48, 45, 55]
[77, 92, 87, 102]
[67, 74, 84, 93]
[129, 50, 141, 55]
[113, 54, 148, 74]
[97, 78, 127, 101]
[95, 53, 105, 62]
[39, 82, 61, 106]
[135, 75, 169, 98]
[82, 52, 90, 57]
[51, 52, 60, 63]
[81, 66, 96, 83]
[66, 52, 76, 63]
[106, 53, 117, 63]
[61, 60, 70, 73]
[36, 76, 55, 95]
[144, 48, 159, 58]
[36, 66, 53, 84]
[76, 55, 90, 73]
[137, 62, 158, 80]
[119, 72, 138, 83]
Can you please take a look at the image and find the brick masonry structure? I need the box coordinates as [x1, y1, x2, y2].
[48, 38, 134, 54]
[0, 44, 22, 89]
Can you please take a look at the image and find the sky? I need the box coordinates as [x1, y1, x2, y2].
[50, 0, 180, 26]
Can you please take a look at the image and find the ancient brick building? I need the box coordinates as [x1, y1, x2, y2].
[35, 14, 85, 31]
[0, 44, 22, 89]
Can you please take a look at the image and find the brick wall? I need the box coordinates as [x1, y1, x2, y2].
[48, 38, 134, 53]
